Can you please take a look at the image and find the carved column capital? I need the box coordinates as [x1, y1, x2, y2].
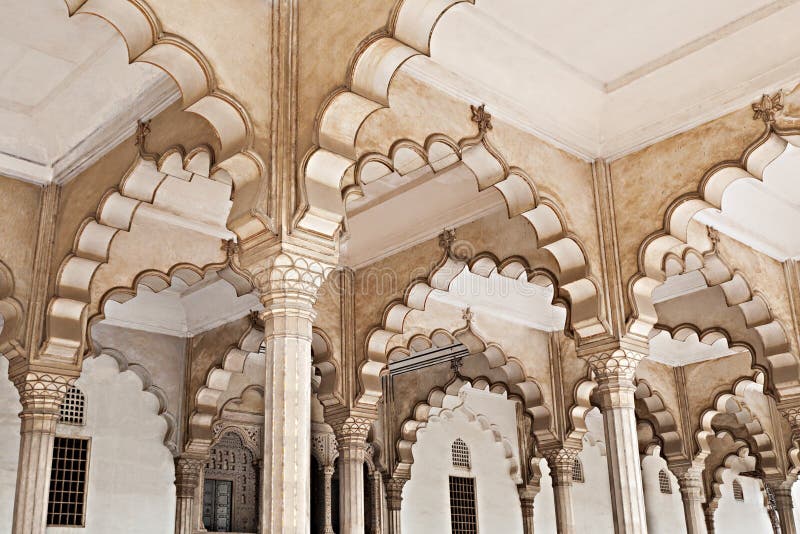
[518, 484, 539, 511]
[542, 447, 581, 487]
[778, 401, 800, 441]
[673, 465, 705, 502]
[12, 371, 75, 411]
[311, 431, 339, 467]
[174, 456, 206, 498]
[252, 252, 332, 304]
[385, 477, 408, 511]
[584, 349, 643, 381]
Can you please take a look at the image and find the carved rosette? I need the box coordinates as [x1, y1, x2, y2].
[174, 456, 207, 498]
[13, 371, 75, 418]
[542, 447, 580, 487]
[385, 477, 408, 511]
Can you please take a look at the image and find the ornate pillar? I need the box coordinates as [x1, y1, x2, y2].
[174, 455, 205, 534]
[385, 477, 407, 534]
[543, 447, 580, 534]
[769, 483, 797, 534]
[518, 484, 540, 534]
[370, 471, 383, 534]
[674, 466, 708, 534]
[322, 465, 336, 534]
[255, 253, 331, 533]
[585, 349, 648, 534]
[333, 416, 372, 534]
[11, 371, 74, 534]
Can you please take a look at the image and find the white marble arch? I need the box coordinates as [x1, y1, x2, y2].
[0, 355, 21, 534]
[47, 353, 175, 534]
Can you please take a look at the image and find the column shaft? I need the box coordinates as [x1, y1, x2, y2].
[11, 372, 73, 534]
[174, 456, 204, 534]
[588, 350, 648, 534]
[519, 484, 539, 534]
[335, 418, 371, 534]
[676, 469, 708, 534]
[544, 448, 579, 534]
[385, 478, 406, 534]
[703, 505, 716, 534]
[773, 486, 797, 534]
[371, 471, 383, 534]
[257, 253, 329, 533]
[323, 465, 335, 534]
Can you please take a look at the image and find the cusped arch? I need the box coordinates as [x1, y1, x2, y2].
[696, 378, 780, 478]
[42, 148, 253, 364]
[634, 379, 683, 463]
[0, 259, 24, 361]
[396, 379, 519, 482]
[629, 128, 800, 399]
[93, 346, 178, 455]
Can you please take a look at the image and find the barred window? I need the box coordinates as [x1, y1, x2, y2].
[733, 479, 744, 501]
[658, 469, 672, 494]
[449, 475, 477, 534]
[59, 386, 86, 426]
[572, 458, 584, 483]
[47, 437, 90, 526]
[451, 438, 471, 469]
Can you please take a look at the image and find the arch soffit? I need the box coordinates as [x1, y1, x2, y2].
[60, 0, 269, 244]
[628, 127, 800, 399]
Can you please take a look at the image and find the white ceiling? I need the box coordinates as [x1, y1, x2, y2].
[0, 1, 179, 184]
[407, 0, 800, 159]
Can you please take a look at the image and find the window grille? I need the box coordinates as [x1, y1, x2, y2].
[449, 475, 477, 534]
[658, 469, 672, 494]
[47, 437, 89, 526]
[59, 386, 85, 425]
[572, 458, 584, 483]
[451, 438, 471, 469]
[732, 479, 744, 501]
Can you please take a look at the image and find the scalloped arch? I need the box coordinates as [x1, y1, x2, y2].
[629, 129, 800, 399]
[0, 259, 23, 360]
[93, 346, 178, 455]
[634, 379, 683, 463]
[397, 379, 519, 482]
[695, 378, 780, 478]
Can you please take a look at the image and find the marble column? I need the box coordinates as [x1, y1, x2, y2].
[674, 467, 707, 534]
[322, 465, 336, 534]
[771, 484, 797, 534]
[519, 484, 540, 534]
[174, 455, 206, 534]
[543, 448, 580, 534]
[334, 417, 371, 534]
[586, 349, 648, 534]
[370, 471, 383, 534]
[385, 477, 407, 534]
[703, 503, 717, 534]
[256, 253, 330, 533]
[11, 371, 74, 534]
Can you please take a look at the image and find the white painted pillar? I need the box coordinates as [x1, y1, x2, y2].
[544, 448, 579, 534]
[257, 253, 330, 533]
[586, 349, 648, 534]
[174, 456, 205, 534]
[11, 371, 74, 534]
[385, 477, 406, 534]
[334, 418, 371, 534]
[518, 484, 540, 534]
[675, 467, 708, 534]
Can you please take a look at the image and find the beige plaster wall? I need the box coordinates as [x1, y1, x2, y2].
[0, 175, 40, 320]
